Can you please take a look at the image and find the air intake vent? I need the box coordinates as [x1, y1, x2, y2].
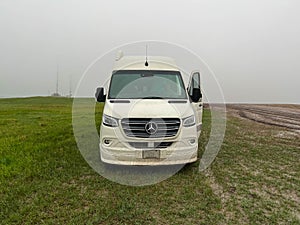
[128, 142, 173, 149]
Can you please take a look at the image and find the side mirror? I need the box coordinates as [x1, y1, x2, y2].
[190, 88, 202, 102]
[95, 87, 106, 102]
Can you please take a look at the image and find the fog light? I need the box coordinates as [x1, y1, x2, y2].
[189, 139, 196, 144]
[103, 139, 111, 145]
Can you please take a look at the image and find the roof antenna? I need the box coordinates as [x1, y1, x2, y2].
[145, 45, 149, 67]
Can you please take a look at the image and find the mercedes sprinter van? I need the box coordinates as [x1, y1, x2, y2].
[95, 54, 202, 165]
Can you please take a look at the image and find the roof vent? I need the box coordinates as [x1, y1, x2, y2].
[115, 50, 124, 61]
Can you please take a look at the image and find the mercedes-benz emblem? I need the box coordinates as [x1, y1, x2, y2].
[145, 121, 158, 135]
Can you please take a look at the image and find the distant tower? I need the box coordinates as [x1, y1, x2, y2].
[52, 64, 61, 97]
[68, 75, 72, 98]
[56, 64, 59, 94]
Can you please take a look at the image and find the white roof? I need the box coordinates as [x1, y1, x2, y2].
[113, 56, 179, 71]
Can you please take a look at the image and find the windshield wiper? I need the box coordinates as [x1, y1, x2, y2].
[142, 96, 165, 99]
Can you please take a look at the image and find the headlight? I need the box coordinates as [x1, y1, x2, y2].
[102, 114, 119, 127]
[183, 115, 195, 127]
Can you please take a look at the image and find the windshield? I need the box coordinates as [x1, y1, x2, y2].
[108, 70, 187, 99]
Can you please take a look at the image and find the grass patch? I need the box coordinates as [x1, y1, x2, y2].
[0, 97, 299, 224]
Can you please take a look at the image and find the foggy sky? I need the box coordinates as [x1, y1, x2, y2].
[0, 0, 299, 103]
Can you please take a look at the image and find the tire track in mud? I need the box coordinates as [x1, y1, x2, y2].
[227, 104, 300, 131]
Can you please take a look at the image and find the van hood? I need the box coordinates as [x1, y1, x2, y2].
[104, 99, 193, 119]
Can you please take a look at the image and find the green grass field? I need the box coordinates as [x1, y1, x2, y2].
[0, 97, 299, 224]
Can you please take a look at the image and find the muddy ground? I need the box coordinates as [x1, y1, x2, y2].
[226, 104, 300, 134]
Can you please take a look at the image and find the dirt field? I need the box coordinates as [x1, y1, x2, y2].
[226, 104, 300, 133]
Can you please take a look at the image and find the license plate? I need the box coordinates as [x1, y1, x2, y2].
[142, 150, 160, 159]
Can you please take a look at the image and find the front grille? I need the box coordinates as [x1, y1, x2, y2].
[128, 142, 173, 149]
[121, 118, 180, 138]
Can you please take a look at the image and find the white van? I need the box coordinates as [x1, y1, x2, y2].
[95, 54, 202, 165]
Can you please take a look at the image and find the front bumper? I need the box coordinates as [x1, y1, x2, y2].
[99, 123, 199, 166]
